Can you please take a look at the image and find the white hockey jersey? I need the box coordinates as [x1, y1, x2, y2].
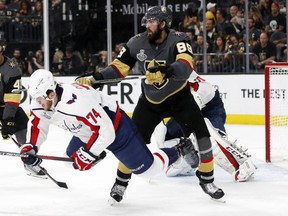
[26, 83, 117, 156]
[188, 71, 216, 108]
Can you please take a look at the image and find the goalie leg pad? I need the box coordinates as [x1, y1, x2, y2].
[235, 157, 257, 182]
[204, 118, 256, 182]
[166, 156, 195, 177]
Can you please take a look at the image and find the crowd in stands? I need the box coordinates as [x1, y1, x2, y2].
[0, 0, 287, 75]
[179, 0, 287, 73]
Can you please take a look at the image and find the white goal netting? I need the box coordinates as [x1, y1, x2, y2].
[265, 64, 288, 163]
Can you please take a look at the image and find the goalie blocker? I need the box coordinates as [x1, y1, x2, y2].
[152, 118, 256, 182]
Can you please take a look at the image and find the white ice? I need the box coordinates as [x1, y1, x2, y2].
[0, 124, 287, 216]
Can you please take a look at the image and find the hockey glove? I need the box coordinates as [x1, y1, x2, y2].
[71, 146, 106, 171]
[20, 144, 42, 166]
[1, 118, 15, 140]
[145, 59, 173, 85]
[75, 72, 104, 89]
[148, 65, 173, 78]
[145, 70, 163, 85]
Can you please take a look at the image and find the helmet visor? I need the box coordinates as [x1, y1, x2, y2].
[141, 16, 159, 27]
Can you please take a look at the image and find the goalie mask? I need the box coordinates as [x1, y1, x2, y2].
[28, 69, 57, 100]
[141, 6, 172, 28]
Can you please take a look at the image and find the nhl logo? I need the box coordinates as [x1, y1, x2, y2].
[137, 49, 147, 62]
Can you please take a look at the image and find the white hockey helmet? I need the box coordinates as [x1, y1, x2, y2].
[28, 69, 57, 100]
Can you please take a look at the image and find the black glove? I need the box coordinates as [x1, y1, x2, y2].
[91, 72, 104, 89]
[1, 118, 15, 139]
[20, 144, 42, 166]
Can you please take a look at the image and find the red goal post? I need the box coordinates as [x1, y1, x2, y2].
[265, 62, 288, 163]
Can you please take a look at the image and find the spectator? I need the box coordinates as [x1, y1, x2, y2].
[193, 33, 212, 72]
[61, 47, 85, 75]
[240, 16, 262, 50]
[249, 5, 264, 30]
[11, 48, 27, 75]
[264, 1, 287, 60]
[206, 18, 217, 46]
[51, 47, 64, 74]
[31, 0, 43, 23]
[215, 9, 236, 37]
[224, 34, 245, 72]
[95, 50, 108, 72]
[18, 0, 32, 23]
[178, 2, 200, 35]
[264, 1, 286, 34]
[258, 0, 272, 18]
[184, 28, 197, 51]
[30, 0, 43, 41]
[27, 49, 44, 75]
[228, 4, 244, 34]
[209, 34, 227, 72]
[251, 32, 276, 70]
[7, 0, 21, 14]
[206, 2, 216, 21]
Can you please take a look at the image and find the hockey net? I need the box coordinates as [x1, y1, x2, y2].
[265, 63, 288, 163]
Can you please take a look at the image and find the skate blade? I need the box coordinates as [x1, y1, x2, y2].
[108, 197, 118, 206]
[26, 173, 48, 179]
[210, 197, 226, 203]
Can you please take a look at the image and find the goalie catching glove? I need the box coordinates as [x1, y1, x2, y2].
[71, 146, 106, 171]
[75, 72, 104, 89]
[20, 144, 42, 166]
[145, 59, 172, 85]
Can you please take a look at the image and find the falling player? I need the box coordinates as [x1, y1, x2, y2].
[20, 69, 200, 203]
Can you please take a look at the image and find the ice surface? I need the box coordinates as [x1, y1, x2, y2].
[0, 124, 287, 216]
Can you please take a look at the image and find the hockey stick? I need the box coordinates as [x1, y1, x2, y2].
[38, 166, 68, 189]
[0, 150, 73, 162]
[93, 76, 141, 84]
[0, 150, 69, 189]
[12, 88, 27, 93]
[7, 135, 69, 189]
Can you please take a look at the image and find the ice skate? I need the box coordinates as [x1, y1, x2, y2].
[196, 170, 224, 200]
[24, 164, 48, 179]
[166, 156, 195, 177]
[108, 182, 127, 205]
[174, 137, 199, 168]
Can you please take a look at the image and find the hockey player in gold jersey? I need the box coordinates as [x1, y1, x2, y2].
[77, 6, 225, 202]
[0, 41, 46, 178]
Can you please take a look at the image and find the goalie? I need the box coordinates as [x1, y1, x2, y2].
[152, 71, 257, 182]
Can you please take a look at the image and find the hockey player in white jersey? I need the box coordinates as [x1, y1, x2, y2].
[20, 69, 204, 202]
[152, 71, 256, 182]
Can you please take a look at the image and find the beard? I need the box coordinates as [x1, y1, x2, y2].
[147, 26, 162, 42]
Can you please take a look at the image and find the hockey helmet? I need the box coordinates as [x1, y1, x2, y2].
[28, 69, 57, 100]
[141, 6, 172, 28]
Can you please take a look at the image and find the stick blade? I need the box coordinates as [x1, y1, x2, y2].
[57, 181, 68, 189]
